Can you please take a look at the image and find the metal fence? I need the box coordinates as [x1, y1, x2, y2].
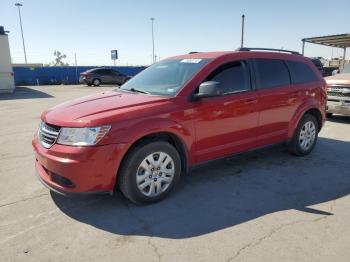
[13, 66, 147, 86]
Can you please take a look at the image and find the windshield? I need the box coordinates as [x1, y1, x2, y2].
[119, 58, 210, 96]
[341, 63, 350, 74]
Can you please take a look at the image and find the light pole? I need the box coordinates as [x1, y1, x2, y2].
[15, 3, 27, 64]
[150, 17, 155, 63]
[240, 14, 245, 48]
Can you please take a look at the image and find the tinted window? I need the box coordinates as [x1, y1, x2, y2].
[254, 59, 290, 89]
[97, 69, 113, 74]
[112, 70, 122, 75]
[90, 69, 106, 74]
[102, 69, 113, 74]
[311, 59, 323, 68]
[286, 60, 318, 84]
[206, 61, 250, 94]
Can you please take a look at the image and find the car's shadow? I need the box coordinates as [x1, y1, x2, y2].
[327, 115, 350, 124]
[51, 137, 350, 239]
[0, 87, 53, 100]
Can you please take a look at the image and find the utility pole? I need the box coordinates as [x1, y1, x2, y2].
[240, 14, 245, 48]
[15, 3, 27, 64]
[150, 17, 155, 63]
[74, 53, 78, 84]
[343, 47, 347, 69]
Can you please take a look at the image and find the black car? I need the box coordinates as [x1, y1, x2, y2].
[310, 58, 325, 76]
[79, 68, 131, 86]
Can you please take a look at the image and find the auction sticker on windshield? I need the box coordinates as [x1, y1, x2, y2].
[180, 59, 202, 63]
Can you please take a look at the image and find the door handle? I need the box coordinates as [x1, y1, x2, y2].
[244, 98, 257, 104]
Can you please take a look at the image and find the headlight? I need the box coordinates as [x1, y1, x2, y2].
[57, 126, 111, 146]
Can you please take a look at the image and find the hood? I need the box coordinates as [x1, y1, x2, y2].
[42, 91, 170, 127]
[325, 73, 350, 86]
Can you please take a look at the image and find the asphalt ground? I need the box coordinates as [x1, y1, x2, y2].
[1, 85, 350, 262]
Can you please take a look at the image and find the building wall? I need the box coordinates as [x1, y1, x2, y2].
[13, 66, 147, 86]
[0, 33, 15, 93]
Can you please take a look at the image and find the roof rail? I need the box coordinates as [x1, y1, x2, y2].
[236, 47, 301, 55]
[189, 51, 200, 54]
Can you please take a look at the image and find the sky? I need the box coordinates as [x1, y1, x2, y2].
[1, 0, 349, 66]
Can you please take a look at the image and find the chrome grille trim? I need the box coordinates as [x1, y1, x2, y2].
[327, 85, 350, 98]
[38, 122, 61, 149]
[327, 91, 349, 97]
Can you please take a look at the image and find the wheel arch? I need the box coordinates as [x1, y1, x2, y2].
[116, 131, 189, 189]
[304, 108, 322, 131]
[288, 103, 324, 138]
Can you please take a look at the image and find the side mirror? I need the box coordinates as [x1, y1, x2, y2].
[192, 81, 221, 100]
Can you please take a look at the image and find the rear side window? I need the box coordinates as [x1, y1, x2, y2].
[286, 60, 318, 84]
[90, 69, 104, 74]
[95, 69, 110, 74]
[253, 59, 290, 89]
[206, 61, 250, 94]
[102, 69, 113, 74]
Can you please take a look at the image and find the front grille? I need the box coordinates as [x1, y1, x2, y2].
[327, 91, 349, 97]
[327, 85, 350, 98]
[38, 122, 61, 148]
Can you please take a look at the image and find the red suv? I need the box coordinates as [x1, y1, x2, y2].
[32, 48, 327, 204]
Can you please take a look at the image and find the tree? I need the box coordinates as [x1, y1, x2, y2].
[50, 50, 69, 66]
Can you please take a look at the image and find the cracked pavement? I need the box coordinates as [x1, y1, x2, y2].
[1, 85, 350, 262]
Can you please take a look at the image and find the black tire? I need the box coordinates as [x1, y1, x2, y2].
[87, 83, 92, 86]
[92, 78, 101, 86]
[326, 112, 333, 118]
[288, 114, 319, 156]
[118, 141, 181, 204]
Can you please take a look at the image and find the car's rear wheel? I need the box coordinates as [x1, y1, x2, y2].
[118, 141, 181, 204]
[289, 114, 319, 156]
[92, 78, 101, 86]
[326, 112, 333, 118]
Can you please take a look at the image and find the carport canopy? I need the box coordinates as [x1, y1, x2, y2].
[301, 33, 349, 63]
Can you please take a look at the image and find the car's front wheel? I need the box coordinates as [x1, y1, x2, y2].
[118, 141, 181, 204]
[289, 114, 319, 156]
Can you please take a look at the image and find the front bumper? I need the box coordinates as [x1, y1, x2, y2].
[79, 78, 92, 85]
[32, 136, 126, 194]
[327, 97, 350, 116]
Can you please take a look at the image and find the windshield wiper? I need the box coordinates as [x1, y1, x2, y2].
[126, 87, 150, 94]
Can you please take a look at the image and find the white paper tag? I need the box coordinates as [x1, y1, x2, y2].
[180, 59, 202, 63]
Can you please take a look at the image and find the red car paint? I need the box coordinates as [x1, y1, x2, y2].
[32, 51, 327, 194]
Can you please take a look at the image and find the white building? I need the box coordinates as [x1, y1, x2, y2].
[0, 26, 15, 93]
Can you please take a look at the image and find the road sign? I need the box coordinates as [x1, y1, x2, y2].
[111, 50, 118, 60]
